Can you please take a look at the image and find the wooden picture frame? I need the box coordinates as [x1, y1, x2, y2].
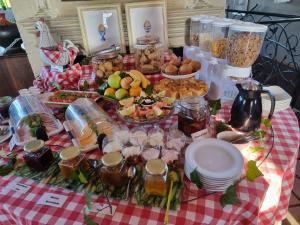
[125, 1, 168, 53]
[77, 4, 125, 55]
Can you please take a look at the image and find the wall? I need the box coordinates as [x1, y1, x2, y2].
[9, 0, 225, 76]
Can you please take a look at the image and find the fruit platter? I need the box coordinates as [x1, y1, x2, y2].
[117, 92, 175, 125]
[98, 70, 152, 101]
[41, 90, 100, 108]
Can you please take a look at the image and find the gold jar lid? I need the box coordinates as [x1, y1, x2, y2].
[24, 140, 44, 153]
[145, 159, 167, 175]
[60, 146, 80, 161]
[102, 151, 123, 167]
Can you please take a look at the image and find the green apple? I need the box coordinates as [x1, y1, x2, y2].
[108, 74, 121, 89]
[115, 88, 128, 100]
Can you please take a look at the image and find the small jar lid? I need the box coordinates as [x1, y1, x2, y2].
[136, 34, 160, 45]
[92, 45, 120, 61]
[146, 159, 167, 175]
[179, 96, 207, 111]
[102, 151, 123, 167]
[199, 17, 215, 24]
[212, 19, 234, 28]
[24, 140, 44, 153]
[191, 16, 202, 22]
[60, 146, 80, 161]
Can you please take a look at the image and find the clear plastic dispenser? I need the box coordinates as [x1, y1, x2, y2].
[9, 95, 63, 146]
[64, 98, 114, 152]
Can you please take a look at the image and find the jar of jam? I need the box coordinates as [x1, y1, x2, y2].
[178, 96, 208, 136]
[144, 159, 168, 196]
[100, 151, 128, 187]
[23, 140, 54, 171]
[0, 96, 13, 119]
[92, 46, 123, 79]
[58, 146, 90, 178]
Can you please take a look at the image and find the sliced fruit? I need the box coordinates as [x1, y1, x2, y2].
[115, 88, 128, 100]
[129, 86, 142, 97]
[119, 105, 135, 116]
[153, 106, 163, 116]
[162, 97, 176, 105]
[108, 74, 121, 89]
[130, 79, 141, 88]
[119, 97, 134, 107]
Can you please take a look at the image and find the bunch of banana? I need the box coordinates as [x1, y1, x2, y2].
[128, 70, 151, 89]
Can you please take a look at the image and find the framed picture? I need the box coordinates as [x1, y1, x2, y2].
[125, 1, 168, 53]
[77, 4, 125, 55]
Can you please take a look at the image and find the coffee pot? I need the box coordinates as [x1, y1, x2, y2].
[230, 80, 275, 132]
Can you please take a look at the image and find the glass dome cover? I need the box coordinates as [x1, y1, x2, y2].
[9, 96, 63, 145]
[64, 98, 115, 151]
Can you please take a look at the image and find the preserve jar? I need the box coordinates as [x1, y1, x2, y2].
[100, 151, 128, 187]
[178, 97, 208, 136]
[134, 35, 164, 74]
[58, 146, 90, 177]
[144, 159, 168, 196]
[227, 22, 267, 68]
[0, 96, 13, 119]
[23, 140, 54, 171]
[92, 46, 123, 79]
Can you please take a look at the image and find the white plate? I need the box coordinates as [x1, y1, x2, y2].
[185, 139, 244, 179]
[40, 91, 100, 108]
[0, 126, 12, 144]
[262, 86, 291, 102]
[161, 70, 199, 80]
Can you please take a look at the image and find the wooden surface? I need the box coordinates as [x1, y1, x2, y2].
[0, 53, 34, 97]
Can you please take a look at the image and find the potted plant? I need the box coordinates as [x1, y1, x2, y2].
[0, 0, 20, 49]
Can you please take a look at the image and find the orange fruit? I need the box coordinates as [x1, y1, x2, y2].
[104, 87, 116, 96]
[129, 86, 142, 97]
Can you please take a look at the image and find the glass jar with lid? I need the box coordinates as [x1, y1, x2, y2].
[144, 159, 168, 196]
[211, 19, 234, 60]
[92, 46, 123, 79]
[100, 151, 128, 187]
[23, 140, 54, 171]
[134, 34, 164, 74]
[0, 96, 13, 119]
[198, 17, 215, 53]
[226, 22, 268, 68]
[58, 146, 90, 178]
[178, 97, 208, 136]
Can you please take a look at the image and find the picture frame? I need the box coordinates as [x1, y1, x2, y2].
[77, 4, 125, 55]
[125, 1, 168, 53]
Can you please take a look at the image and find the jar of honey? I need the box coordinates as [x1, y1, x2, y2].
[23, 140, 54, 171]
[100, 151, 128, 187]
[144, 159, 168, 196]
[178, 96, 208, 136]
[58, 146, 89, 178]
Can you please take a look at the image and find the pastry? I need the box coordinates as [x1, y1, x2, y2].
[179, 64, 193, 75]
[189, 61, 201, 72]
[164, 64, 178, 75]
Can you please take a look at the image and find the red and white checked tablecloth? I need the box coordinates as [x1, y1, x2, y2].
[0, 57, 299, 225]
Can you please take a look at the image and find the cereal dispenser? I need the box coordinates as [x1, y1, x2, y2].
[221, 22, 268, 79]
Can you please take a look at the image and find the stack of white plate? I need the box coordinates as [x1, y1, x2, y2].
[262, 86, 292, 114]
[185, 139, 244, 192]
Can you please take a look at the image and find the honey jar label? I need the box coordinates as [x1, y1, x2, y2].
[191, 128, 209, 141]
